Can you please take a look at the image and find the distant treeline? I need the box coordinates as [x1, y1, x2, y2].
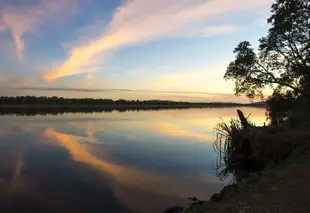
[0, 96, 266, 108]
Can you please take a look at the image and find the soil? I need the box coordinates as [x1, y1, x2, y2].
[201, 147, 310, 213]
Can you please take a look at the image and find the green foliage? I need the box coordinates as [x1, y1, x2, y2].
[266, 87, 310, 125]
[266, 90, 299, 124]
[224, 0, 310, 99]
[225, 41, 267, 99]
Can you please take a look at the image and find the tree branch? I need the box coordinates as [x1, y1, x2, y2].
[255, 62, 305, 96]
[275, 46, 298, 67]
[285, 34, 308, 68]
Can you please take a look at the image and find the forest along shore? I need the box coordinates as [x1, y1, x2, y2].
[0, 96, 266, 108]
[0, 103, 263, 108]
[0, 96, 265, 115]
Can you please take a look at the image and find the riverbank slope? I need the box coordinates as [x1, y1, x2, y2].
[184, 145, 310, 213]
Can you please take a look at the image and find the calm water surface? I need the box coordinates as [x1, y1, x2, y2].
[0, 107, 266, 213]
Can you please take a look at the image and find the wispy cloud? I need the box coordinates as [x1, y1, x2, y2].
[146, 64, 228, 90]
[1, 85, 255, 102]
[149, 123, 214, 142]
[0, 19, 7, 32]
[0, 72, 40, 87]
[149, 71, 210, 89]
[1, 85, 232, 96]
[42, 0, 272, 81]
[199, 25, 240, 37]
[0, 0, 76, 60]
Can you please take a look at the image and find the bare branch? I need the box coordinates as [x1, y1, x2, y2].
[255, 61, 304, 95]
[285, 33, 308, 68]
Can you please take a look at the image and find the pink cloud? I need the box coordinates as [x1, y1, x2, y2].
[0, 0, 77, 60]
[0, 20, 7, 32]
[42, 0, 273, 81]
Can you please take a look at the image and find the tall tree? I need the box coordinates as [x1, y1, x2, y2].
[224, 0, 310, 99]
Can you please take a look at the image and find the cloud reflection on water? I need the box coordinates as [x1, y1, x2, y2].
[42, 128, 225, 212]
[0, 107, 266, 213]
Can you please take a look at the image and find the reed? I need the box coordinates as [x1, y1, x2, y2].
[214, 111, 255, 181]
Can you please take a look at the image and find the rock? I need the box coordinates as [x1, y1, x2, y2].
[269, 187, 278, 191]
[209, 184, 239, 203]
[219, 184, 238, 200]
[182, 201, 206, 213]
[238, 201, 247, 205]
[235, 154, 249, 161]
[209, 193, 222, 202]
[188, 197, 200, 202]
[163, 206, 184, 213]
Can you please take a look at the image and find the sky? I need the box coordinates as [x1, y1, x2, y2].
[0, 0, 273, 102]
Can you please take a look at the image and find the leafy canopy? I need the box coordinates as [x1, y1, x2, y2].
[224, 0, 310, 99]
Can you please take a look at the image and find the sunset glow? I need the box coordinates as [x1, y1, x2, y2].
[0, 0, 272, 102]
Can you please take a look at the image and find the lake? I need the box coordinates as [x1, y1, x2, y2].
[0, 107, 266, 213]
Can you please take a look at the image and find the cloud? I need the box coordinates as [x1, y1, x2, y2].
[0, 72, 40, 87]
[12, 150, 24, 185]
[0, 20, 7, 32]
[199, 25, 240, 37]
[1, 85, 232, 95]
[0, 128, 11, 138]
[150, 123, 214, 142]
[42, 128, 225, 212]
[0, 0, 76, 60]
[146, 64, 228, 90]
[0, 81, 255, 102]
[149, 72, 210, 89]
[69, 121, 106, 137]
[1, 83, 253, 101]
[87, 74, 93, 83]
[43, 0, 272, 81]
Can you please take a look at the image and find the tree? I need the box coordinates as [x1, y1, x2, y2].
[266, 90, 297, 124]
[224, 0, 310, 99]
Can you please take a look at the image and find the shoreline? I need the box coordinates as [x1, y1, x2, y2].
[165, 146, 310, 213]
[164, 121, 310, 213]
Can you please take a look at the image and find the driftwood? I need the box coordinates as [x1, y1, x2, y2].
[237, 109, 251, 130]
[236, 109, 309, 166]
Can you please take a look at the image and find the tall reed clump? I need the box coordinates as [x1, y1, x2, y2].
[214, 109, 310, 183]
[214, 110, 257, 182]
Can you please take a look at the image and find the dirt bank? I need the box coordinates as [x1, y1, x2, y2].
[190, 146, 310, 213]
